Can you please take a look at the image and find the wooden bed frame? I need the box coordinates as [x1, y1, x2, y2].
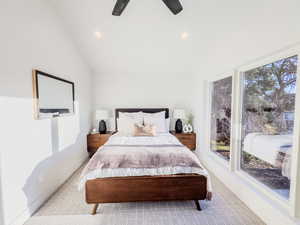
[85, 108, 208, 214]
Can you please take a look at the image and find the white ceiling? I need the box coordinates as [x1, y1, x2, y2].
[50, 0, 300, 76]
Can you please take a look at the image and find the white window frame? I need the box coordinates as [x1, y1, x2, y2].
[206, 72, 235, 170]
[233, 46, 300, 217]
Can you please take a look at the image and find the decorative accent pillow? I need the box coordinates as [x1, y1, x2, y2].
[133, 124, 156, 136]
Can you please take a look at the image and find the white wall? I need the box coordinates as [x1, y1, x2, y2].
[92, 71, 198, 130]
[0, 1, 92, 225]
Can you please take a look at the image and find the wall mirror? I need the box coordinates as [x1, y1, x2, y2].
[32, 70, 75, 119]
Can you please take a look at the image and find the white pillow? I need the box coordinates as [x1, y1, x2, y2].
[165, 118, 170, 131]
[119, 111, 143, 125]
[143, 111, 165, 120]
[144, 116, 167, 133]
[117, 118, 136, 135]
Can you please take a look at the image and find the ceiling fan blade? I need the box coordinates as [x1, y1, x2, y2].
[162, 0, 183, 15]
[112, 0, 130, 16]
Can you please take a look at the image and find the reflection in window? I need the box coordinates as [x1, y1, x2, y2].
[210, 77, 232, 161]
[241, 55, 298, 199]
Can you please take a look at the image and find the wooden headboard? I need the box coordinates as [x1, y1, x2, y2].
[115, 108, 169, 131]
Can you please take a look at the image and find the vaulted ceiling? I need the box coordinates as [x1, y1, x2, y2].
[50, 0, 300, 76]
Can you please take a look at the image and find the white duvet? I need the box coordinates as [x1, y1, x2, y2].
[107, 132, 185, 146]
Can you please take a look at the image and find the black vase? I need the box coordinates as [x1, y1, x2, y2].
[175, 119, 183, 133]
[99, 120, 107, 134]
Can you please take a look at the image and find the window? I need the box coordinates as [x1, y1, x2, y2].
[240, 55, 298, 199]
[210, 76, 232, 161]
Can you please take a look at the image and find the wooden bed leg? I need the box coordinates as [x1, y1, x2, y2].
[91, 204, 99, 215]
[194, 200, 202, 211]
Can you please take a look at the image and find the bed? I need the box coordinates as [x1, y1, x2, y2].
[243, 132, 292, 179]
[80, 108, 211, 214]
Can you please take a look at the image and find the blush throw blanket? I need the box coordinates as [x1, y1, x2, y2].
[80, 133, 212, 198]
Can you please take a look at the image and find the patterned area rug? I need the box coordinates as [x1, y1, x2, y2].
[25, 164, 265, 225]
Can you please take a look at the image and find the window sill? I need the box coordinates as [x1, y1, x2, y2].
[235, 170, 291, 212]
[205, 151, 292, 214]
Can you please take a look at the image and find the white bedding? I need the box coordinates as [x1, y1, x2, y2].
[243, 132, 292, 179]
[80, 133, 212, 192]
[243, 133, 292, 165]
[107, 132, 182, 145]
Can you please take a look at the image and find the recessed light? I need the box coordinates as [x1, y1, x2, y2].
[94, 31, 102, 39]
[181, 32, 189, 40]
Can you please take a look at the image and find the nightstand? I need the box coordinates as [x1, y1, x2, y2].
[87, 132, 113, 157]
[171, 131, 196, 150]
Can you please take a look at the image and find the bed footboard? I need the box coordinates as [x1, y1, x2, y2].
[86, 174, 207, 214]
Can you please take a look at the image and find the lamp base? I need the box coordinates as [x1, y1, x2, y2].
[175, 119, 183, 133]
[99, 120, 107, 134]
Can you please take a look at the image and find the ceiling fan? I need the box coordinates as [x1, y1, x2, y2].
[112, 0, 183, 16]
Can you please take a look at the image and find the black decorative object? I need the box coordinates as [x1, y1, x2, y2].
[175, 119, 183, 133]
[112, 0, 130, 16]
[162, 0, 183, 15]
[99, 120, 107, 134]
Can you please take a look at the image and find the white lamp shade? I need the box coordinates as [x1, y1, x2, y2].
[173, 109, 186, 119]
[95, 110, 109, 120]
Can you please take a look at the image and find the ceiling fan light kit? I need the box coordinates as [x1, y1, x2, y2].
[112, 0, 183, 16]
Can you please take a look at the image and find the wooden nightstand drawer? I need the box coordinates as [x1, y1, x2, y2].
[87, 132, 113, 157]
[170, 131, 196, 150]
[179, 139, 193, 145]
[181, 142, 196, 151]
[177, 136, 191, 141]
[88, 142, 102, 149]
